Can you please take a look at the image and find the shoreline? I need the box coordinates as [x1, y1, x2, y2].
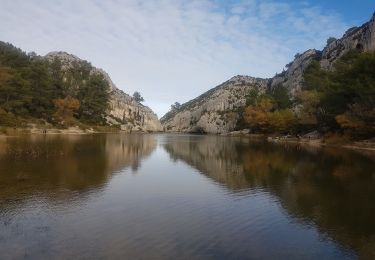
[266, 137, 375, 152]
[224, 132, 375, 152]
[0, 125, 163, 137]
[151, 131, 375, 152]
[1, 126, 374, 152]
[0, 126, 120, 137]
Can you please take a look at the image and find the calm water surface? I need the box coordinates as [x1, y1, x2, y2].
[0, 134, 375, 259]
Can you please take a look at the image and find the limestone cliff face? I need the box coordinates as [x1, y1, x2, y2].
[107, 88, 162, 132]
[44, 52, 162, 132]
[321, 13, 375, 70]
[162, 13, 375, 133]
[161, 76, 268, 134]
[271, 12, 375, 94]
[270, 49, 320, 96]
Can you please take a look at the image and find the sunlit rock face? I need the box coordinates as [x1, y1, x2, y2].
[44, 52, 162, 132]
[162, 14, 375, 134]
[161, 76, 268, 134]
[108, 88, 162, 132]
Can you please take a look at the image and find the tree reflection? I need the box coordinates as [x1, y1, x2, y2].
[163, 135, 375, 259]
[0, 134, 157, 203]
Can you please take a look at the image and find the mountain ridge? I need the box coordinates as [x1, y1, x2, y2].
[161, 12, 375, 134]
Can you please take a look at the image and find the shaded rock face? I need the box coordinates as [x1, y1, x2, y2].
[161, 76, 268, 134]
[162, 13, 375, 133]
[44, 52, 162, 132]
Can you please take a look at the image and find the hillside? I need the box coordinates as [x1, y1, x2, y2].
[0, 44, 162, 132]
[161, 13, 375, 137]
[161, 76, 268, 133]
[44, 52, 162, 132]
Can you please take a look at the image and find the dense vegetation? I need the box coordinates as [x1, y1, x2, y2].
[299, 50, 375, 138]
[242, 50, 375, 139]
[240, 84, 295, 134]
[0, 42, 110, 127]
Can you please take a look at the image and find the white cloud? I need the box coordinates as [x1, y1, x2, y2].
[0, 0, 348, 116]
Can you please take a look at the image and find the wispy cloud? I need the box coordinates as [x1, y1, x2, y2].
[0, 0, 348, 116]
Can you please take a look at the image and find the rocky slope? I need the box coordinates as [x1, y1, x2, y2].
[45, 52, 162, 132]
[271, 12, 375, 93]
[320, 13, 375, 70]
[162, 13, 375, 134]
[161, 76, 268, 133]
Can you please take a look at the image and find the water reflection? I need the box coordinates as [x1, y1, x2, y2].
[163, 135, 375, 259]
[0, 134, 156, 203]
[1, 134, 375, 259]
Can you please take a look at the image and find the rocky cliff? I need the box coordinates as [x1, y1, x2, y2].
[161, 76, 268, 133]
[45, 52, 162, 132]
[162, 13, 375, 134]
[320, 13, 375, 70]
[269, 49, 320, 96]
[271, 12, 375, 92]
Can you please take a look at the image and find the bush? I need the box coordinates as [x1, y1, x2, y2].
[0, 108, 23, 126]
[323, 133, 351, 145]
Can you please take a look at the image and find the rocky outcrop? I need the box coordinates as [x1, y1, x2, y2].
[161, 76, 268, 134]
[45, 52, 162, 132]
[272, 12, 375, 93]
[162, 13, 375, 134]
[107, 87, 162, 132]
[270, 49, 321, 96]
[320, 13, 375, 70]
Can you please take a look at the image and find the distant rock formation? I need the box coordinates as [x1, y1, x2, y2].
[162, 13, 375, 134]
[45, 52, 162, 132]
[161, 76, 268, 134]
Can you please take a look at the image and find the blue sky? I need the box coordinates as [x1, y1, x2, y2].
[216, 0, 374, 24]
[0, 0, 374, 116]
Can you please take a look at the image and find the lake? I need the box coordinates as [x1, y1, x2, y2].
[0, 134, 374, 259]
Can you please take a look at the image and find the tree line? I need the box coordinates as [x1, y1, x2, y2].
[0, 42, 110, 127]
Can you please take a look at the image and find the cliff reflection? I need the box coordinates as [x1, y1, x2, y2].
[163, 135, 375, 258]
[0, 134, 157, 203]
